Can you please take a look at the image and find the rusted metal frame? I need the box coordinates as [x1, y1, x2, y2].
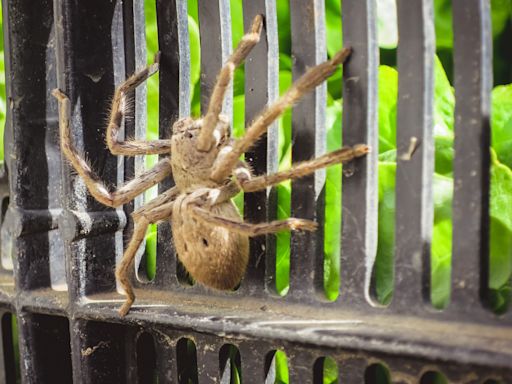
[392, 0, 435, 313]
[288, 0, 327, 302]
[340, 0, 379, 308]
[451, 0, 493, 314]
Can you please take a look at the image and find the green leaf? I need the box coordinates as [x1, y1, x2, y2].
[434, 0, 453, 49]
[375, 162, 396, 305]
[274, 351, 289, 384]
[489, 150, 512, 293]
[188, 15, 201, 88]
[434, 136, 454, 176]
[145, 225, 157, 280]
[322, 357, 339, 384]
[434, 56, 455, 137]
[324, 102, 342, 300]
[276, 0, 291, 55]
[230, 0, 244, 49]
[377, 0, 398, 49]
[492, 84, 512, 168]
[325, 4, 343, 57]
[491, 0, 512, 38]
[378, 66, 398, 153]
[275, 182, 291, 295]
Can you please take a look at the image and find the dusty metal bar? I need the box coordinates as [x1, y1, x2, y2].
[2, 0, 57, 293]
[196, 334, 222, 382]
[340, 0, 379, 308]
[338, 357, 368, 384]
[154, 0, 183, 288]
[288, 348, 315, 383]
[288, 0, 327, 301]
[451, 0, 492, 313]
[198, 0, 232, 117]
[239, 341, 268, 384]
[54, 0, 127, 301]
[241, 0, 279, 296]
[392, 0, 435, 312]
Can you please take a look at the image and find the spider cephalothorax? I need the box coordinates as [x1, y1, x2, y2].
[170, 115, 231, 190]
[53, 15, 368, 316]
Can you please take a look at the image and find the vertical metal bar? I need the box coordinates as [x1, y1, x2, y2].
[451, 0, 492, 311]
[54, 0, 127, 300]
[392, 0, 435, 312]
[288, 349, 314, 384]
[241, 0, 279, 295]
[196, 335, 221, 382]
[338, 357, 368, 384]
[3, 0, 57, 293]
[288, 0, 327, 301]
[239, 342, 268, 384]
[340, 0, 379, 307]
[154, 0, 184, 288]
[69, 319, 133, 384]
[122, 0, 147, 285]
[17, 313, 72, 384]
[154, 331, 178, 384]
[198, 0, 232, 118]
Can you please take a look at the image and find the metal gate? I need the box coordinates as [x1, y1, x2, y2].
[0, 0, 510, 382]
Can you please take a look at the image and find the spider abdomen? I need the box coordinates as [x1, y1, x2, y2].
[171, 197, 249, 290]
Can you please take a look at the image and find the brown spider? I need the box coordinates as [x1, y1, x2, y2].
[52, 15, 369, 317]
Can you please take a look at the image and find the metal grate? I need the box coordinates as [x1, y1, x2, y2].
[0, 0, 510, 383]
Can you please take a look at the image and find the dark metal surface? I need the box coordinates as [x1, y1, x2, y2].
[0, 0, 510, 383]
[451, 0, 492, 313]
[341, 0, 379, 308]
[289, 0, 326, 301]
[393, 0, 434, 312]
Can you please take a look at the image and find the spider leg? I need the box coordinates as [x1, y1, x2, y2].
[197, 15, 263, 151]
[189, 205, 317, 237]
[106, 52, 174, 155]
[238, 145, 369, 193]
[117, 188, 178, 317]
[53, 89, 172, 208]
[210, 47, 352, 182]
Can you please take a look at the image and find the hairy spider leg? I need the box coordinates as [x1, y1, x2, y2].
[237, 144, 369, 193]
[196, 15, 264, 151]
[107, 52, 174, 155]
[117, 187, 179, 316]
[210, 47, 352, 182]
[190, 205, 317, 236]
[53, 89, 172, 207]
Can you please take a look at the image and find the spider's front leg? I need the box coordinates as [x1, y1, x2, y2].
[107, 52, 174, 155]
[52, 89, 172, 207]
[197, 15, 263, 151]
[117, 187, 179, 317]
[210, 47, 353, 182]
